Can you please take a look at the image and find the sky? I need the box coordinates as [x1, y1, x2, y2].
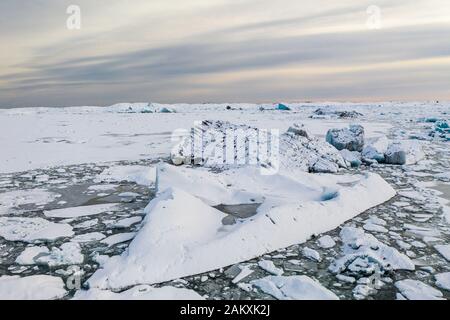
[1, 0, 450, 108]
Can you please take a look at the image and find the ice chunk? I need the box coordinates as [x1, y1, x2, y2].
[326, 125, 365, 152]
[101, 232, 136, 247]
[385, 141, 425, 165]
[317, 235, 336, 249]
[258, 260, 283, 276]
[277, 103, 291, 111]
[251, 275, 338, 300]
[44, 203, 118, 218]
[96, 165, 156, 186]
[311, 108, 363, 119]
[362, 136, 389, 162]
[330, 227, 414, 276]
[73, 285, 203, 300]
[395, 279, 443, 300]
[302, 247, 321, 262]
[72, 232, 105, 243]
[434, 244, 450, 261]
[0, 275, 67, 300]
[435, 272, 450, 291]
[340, 149, 362, 168]
[0, 217, 73, 242]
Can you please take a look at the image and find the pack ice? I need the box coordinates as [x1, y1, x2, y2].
[87, 164, 395, 290]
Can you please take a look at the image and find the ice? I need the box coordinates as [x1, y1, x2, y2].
[362, 136, 389, 162]
[0, 275, 67, 300]
[16, 243, 83, 267]
[170, 120, 346, 174]
[330, 227, 415, 276]
[395, 279, 444, 300]
[232, 265, 254, 284]
[95, 166, 156, 186]
[88, 184, 118, 191]
[101, 232, 136, 246]
[87, 164, 395, 290]
[44, 203, 118, 218]
[73, 285, 203, 300]
[0, 217, 73, 242]
[326, 125, 365, 152]
[434, 244, 450, 261]
[258, 260, 284, 276]
[435, 272, 450, 291]
[385, 140, 425, 165]
[0, 189, 57, 215]
[302, 247, 321, 262]
[113, 216, 142, 228]
[317, 235, 336, 249]
[311, 108, 363, 119]
[72, 232, 106, 243]
[340, 150, 362, 168]
[251, 275, 339, 300]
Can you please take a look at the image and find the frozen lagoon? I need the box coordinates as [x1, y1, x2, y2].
[0, 102, 449, 300]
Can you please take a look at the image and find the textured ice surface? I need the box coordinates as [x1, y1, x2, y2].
[0, 217, 73, 242]
[0, 275, 67, 300]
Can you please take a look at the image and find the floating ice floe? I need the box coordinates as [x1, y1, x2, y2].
[44, 203, 118, 218]
[101, 232, 136, 247]
[329, 227, 415, 277]
[251, 275, 339, 300]
[434, 244, 450, 261]
[95, 166, 156, 186]
[326, 125, 365, 152]
[258, 260, 284, 276]
[87, 164, 395, 290]
[171, 120, 346, 173]
[0, 275, 67, 300]
[435, 272, 450, 291]
[362, 136, 390, 163]
[302, 247, 321, 262]
[73, 285, 203, 300]
[310, 108, 363, 119]
[16, 242, 83, 267]
[0, 189, 58, 215]
[0, 217, 73, 242]
[72, 232, 106, 243]
[395, 279, 444, 300]
[317, 235, 336, 249]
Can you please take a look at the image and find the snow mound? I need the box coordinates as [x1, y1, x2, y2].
[73, 285, 203, 300]
[326, 125, 365, 152]
[171, 120, 346, 174]
[87, 164, 395, 290]
[251, 275, 338, 300]
[0, 275, 67, 300]
[0, 217, 74, 242]
[329, 227, 415, 276]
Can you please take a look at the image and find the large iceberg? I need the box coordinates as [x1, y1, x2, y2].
[87, 164, 396, 290]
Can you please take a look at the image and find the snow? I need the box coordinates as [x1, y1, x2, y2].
[0, 217, 74, 242]
[44, 203, 118, 218]
[101, 232, 136, 246]
[435, 272, 450, 291]
[434, 244, 450, 261]
[251, 276, 339, 300]
[87, 164, 395, 290]
[330, 227, 415, 276]
[395, 279, 444, 300]
[73, 285, 204, 300]
[95, 166, 156, 186]
[16, 243, 83, 267]
[258, 260, 284, 276]
[317, 235, 336, 249]
[0, 189, 57, 215]
[0, 275, 67, 300]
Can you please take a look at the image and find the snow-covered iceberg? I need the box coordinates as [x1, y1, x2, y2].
[87, 164, 395, 290]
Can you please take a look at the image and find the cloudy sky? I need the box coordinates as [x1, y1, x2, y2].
[1, 0, 450, 107]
